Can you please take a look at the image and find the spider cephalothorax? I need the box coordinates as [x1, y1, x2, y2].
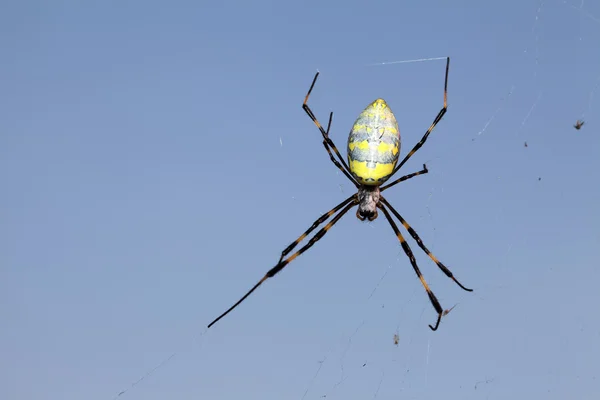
[208, 57, 472, 332]
[357, 185, 380, 221]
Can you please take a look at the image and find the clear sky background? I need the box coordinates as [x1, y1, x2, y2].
[2, 1, 599, 399]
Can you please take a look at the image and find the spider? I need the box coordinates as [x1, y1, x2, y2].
[574, 119, 584, 130]
[207, 57, 472, 331]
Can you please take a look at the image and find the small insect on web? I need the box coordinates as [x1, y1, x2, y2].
[207, 57, 473, 331]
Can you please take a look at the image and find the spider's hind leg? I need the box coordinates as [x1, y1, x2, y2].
[302, 72, 359, 187]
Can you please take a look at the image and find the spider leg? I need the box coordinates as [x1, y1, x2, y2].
[387, 57, 450, 179]
[303, 72, 359, 188]
[207, 199, 358, 328]
[278, 193, 357, 263]
[380, 164, 428, 192]
[378, 203, 448, 331]
[380, 196, 472, 292]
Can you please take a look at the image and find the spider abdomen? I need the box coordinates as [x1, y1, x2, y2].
[347, 99, 401, 186]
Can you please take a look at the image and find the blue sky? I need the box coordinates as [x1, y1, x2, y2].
[2, 1, 599, 399]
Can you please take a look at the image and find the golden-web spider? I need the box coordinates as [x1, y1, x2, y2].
[208, 57, 472, 331]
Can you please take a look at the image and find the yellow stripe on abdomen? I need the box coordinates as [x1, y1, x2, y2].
[349, 159, 396, 185]
[347, 99, 401, 185]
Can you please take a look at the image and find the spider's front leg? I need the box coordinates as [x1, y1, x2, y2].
[378, 203, 448, 331]
[207, 195, 358, 329]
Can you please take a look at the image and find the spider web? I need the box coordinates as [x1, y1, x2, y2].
[286, 2, 600, 400]
[106, 1, 600, 399]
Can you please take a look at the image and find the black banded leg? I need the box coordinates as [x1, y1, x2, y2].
[303, 72, 359, 187]
[391, 57, 450, 176]
[207, 200, 358, 329]
[278, 194, 357, 263]
[320, 112, 358, 187]
[381, 164, 428, 192]
[380, 197, 472, 292]
[378, 203, 447, 331]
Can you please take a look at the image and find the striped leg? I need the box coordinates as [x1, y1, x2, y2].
[207, 199, 358, 329]
[380, 197, 472, 292]
[381, 164, 428, 192]
[378, 203, 447, 331]
[387, 57, 450, 179]
[278, 194, 357, 263]
[303, 72, 359, 187]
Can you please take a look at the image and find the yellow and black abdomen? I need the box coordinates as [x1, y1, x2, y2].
[347, 99, 401, 186]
